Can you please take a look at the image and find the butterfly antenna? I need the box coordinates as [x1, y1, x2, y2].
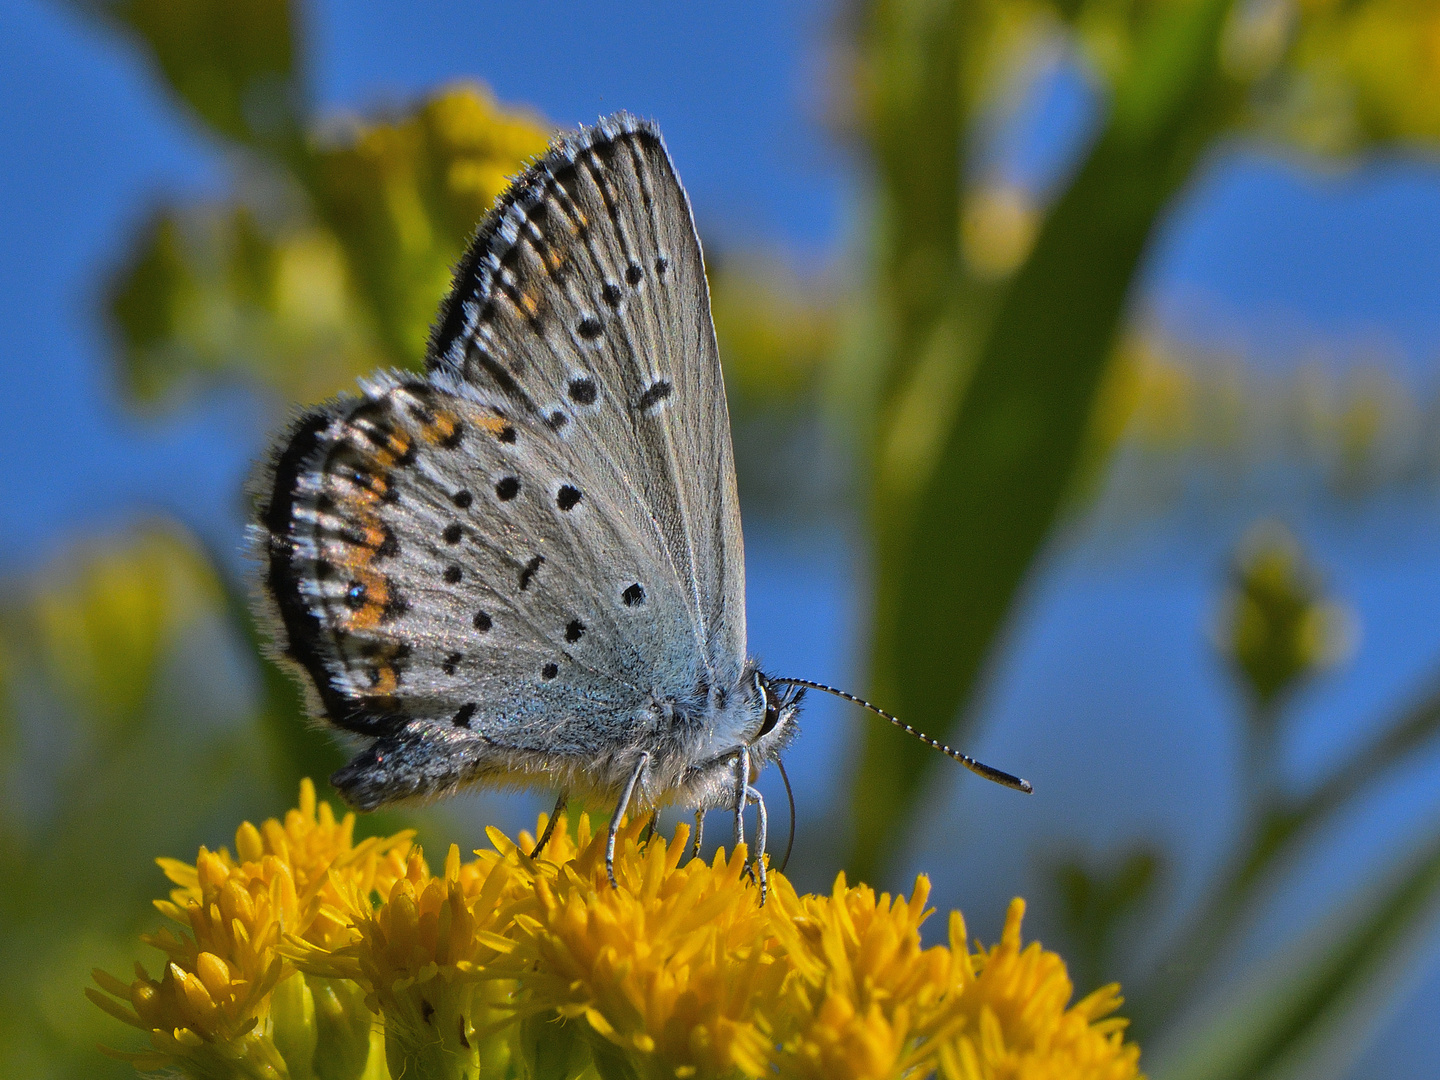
[772, 678, 1033, 794]
[776, 757, 797, 873]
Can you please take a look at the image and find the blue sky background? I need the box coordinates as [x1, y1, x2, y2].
[3, 2, 1440, 1076]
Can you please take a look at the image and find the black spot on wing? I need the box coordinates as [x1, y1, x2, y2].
[375, 524, 399, 558]
[637, 379, 673, 412]
[520, 555, 544, 591]
[568, 377, 597, 405]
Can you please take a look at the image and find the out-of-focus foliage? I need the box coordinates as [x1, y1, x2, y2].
[1086, 333, 1440, 511]
[1220, 522, 1351, 711]
[0, 525, 266, 1080]
[111, 205, 386, 407]
[845, 0, 1440, 881]
[850, 0, 1249, 878]
[24, 529, 219, 732]
[1052, 845, 1166, 1000]
[100, 44, 548, 407]
[1282, 0, 1440, 150]
[78, 0, 305, 154]
[308, 91, 549, 364]
[710, 256, 838, 408]
[831, 2, 1440, 1075]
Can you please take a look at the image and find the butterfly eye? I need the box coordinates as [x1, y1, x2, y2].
[757, 684, 781, 739]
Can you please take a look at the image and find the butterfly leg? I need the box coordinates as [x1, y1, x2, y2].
[639, 809, 659, 847]
[745, 784, 769, 905]
[530, 792, 568, 858]
[606, 752, 650, 890]
[692, 809, 705, 857]
[732, 751, 750, 852]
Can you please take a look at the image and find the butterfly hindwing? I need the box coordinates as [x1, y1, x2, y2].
[254, 373, 705, 803]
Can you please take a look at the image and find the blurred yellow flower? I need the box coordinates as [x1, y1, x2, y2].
[93, 785, 1143, 1080]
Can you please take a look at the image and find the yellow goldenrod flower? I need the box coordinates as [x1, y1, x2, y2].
[498, 814, 786, 1080]
[88, 780, 411, 1080]
[766, 872, 953, 1080]
[934, 899, 1143, 1080]
[290, 840, 533, 1080]
[93, 785, 1143, 1080]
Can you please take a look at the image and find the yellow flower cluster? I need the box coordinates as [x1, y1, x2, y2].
[92, 783, 1144, 1080]
[87, 779, 411, 1079]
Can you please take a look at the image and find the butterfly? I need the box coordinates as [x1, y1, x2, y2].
[251, 113, 1028, 898]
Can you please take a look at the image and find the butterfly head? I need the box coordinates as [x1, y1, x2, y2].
[748, 668, 806, 754]
[743, 668, 805, 765]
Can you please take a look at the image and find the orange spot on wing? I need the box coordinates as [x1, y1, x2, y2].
[369, 663, 399, 695]
[472, 412, 507, 437]
[342, 569, 389, 632]
[418, 409, 460, 445]
[371, 431, 411, 468]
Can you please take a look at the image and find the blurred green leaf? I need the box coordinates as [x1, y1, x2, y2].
[849, 0, 1002, 882]
[66, 0, 305, 155]
[854, 0, 969, 405]
[853, 0, 1242, 878]
[1153, 825, 1440, 1080]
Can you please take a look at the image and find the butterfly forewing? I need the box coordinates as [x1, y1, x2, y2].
[429, 114, 747, 691]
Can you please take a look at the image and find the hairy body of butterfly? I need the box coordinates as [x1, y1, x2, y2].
[251, 113, 804, 894]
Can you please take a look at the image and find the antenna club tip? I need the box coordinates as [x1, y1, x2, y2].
[1019, 779, 1034, 794]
